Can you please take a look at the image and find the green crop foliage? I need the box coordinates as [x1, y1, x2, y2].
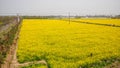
[22, 64, 46, 68]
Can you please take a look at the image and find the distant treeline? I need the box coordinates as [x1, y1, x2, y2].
[75, 15, 120, 19]
[112, 15, 120, 19]
[0, 15, 120, 21]
[22, 15, 120, 19]
[22, 16, 63, 19]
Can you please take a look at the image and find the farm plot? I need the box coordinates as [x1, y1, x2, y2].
[17, 19, 120, 68]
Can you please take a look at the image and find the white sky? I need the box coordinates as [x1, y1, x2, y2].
[0, 0, 120, 16]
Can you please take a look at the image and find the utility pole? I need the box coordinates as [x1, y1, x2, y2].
[69, 12, 70, 24]
[17, 13, 20, 23]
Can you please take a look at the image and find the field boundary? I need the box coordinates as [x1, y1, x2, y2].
[1, 25, 19, 68]
[62, 20, 120, 27]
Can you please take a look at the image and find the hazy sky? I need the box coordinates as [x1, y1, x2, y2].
[0, 0, 120, 16]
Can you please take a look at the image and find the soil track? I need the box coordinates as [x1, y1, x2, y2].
[1, 28, 19, 68]
[105, 61, 120, 68]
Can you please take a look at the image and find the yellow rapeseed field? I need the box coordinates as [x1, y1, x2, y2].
[17, 19, 120, 68]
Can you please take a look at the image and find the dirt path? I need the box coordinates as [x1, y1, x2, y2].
[1, 28, 19, 68]
[105, 61, 120, 68]
[16, 60, 47, 68]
